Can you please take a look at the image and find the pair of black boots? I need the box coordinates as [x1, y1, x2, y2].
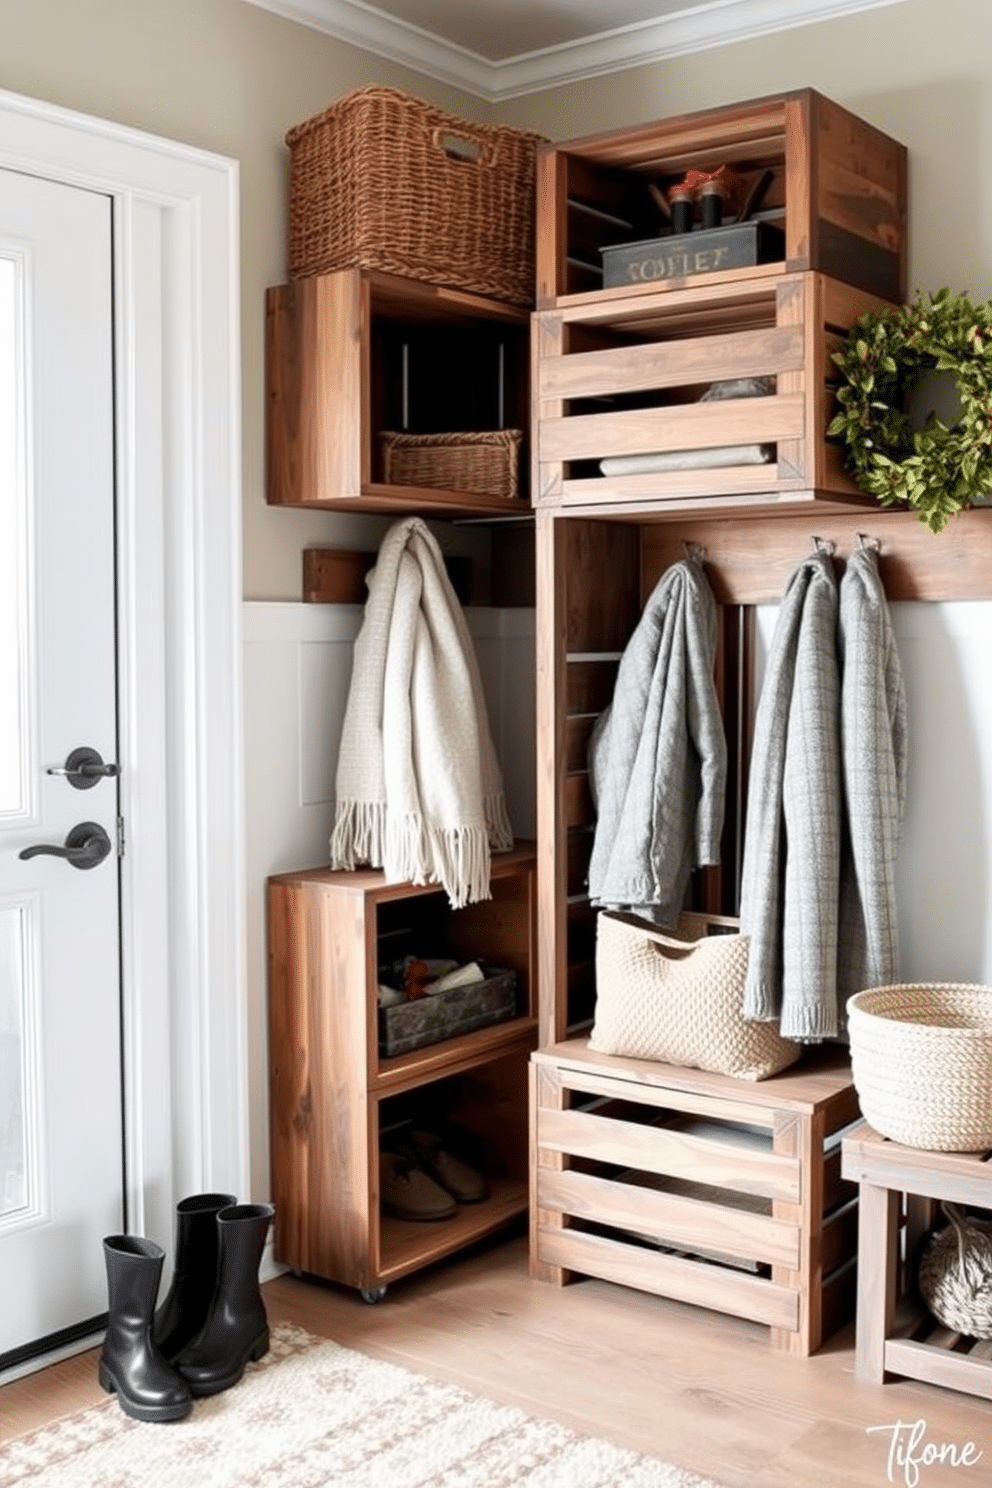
[99, 1195, 274, 1424]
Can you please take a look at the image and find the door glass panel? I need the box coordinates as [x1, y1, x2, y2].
[0, 253, 28, 818]
[0, 904, 30, 1217]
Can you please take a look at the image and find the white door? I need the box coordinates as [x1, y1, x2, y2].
[0, 169, 122, 1362]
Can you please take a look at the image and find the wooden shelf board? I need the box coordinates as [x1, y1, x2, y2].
[552, 92, 790, 170]
[374, 1018, 538, 1094]
[547, 261, 788, 317]
[841, 1124, 992, 1208]
[537, 487, 874, 522]
[268, 843, 537, 898]
[364, 267, 530, 327]
[275, 482, 531, 518]
[552, 472, 793, 505]
[883, 1336, 992, 1401]
[535, 1038, 856, 1116]
[377, 1177, 527, 1283]
[642, 505, 992, 605]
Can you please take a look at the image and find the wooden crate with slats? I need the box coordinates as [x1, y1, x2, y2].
[532, 269, 892, 516]
[530, 1040, 860, 1355]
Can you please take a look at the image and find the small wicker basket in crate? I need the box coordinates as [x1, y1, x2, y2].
[379, 429, 522, 500]
[286, 87, 543, 307]
[847, 983, 992, 1151]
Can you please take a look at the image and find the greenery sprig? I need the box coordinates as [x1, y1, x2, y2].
[828, 288, 992, 533]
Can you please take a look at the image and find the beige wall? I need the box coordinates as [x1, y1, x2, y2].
[5, 0, 990, 1208]
[498, 0, 992, 308]
[3, 0, 986, 598]
[0, 0, 492, 600]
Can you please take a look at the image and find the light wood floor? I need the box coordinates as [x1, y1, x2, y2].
[3, 1230, 991, 1486]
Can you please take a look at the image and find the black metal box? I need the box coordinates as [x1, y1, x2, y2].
[601, 221, 785, 289]
[378, 965, 518, 1057]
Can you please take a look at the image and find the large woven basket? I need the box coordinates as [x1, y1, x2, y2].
[286, 87, 543, 307]
[847, 983, 992, 1151]
[379, 430, 522, 500]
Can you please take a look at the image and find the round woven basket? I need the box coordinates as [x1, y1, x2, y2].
[847, 983, 992, 1151]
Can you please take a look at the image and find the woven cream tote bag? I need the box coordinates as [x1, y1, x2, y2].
[590, 910, 801, 1081]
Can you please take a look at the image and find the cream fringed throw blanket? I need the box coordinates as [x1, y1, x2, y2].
[330, 518, 513, 907]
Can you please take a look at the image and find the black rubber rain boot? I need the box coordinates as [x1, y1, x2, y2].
[98, 1236, 192, 1423]
[153, 1192, 237, 1362]
[174, 1203, 274, 1397]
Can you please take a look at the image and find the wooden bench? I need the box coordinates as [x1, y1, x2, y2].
[842, 1122, 992, 1399]
[530, 1040, 860, 1354]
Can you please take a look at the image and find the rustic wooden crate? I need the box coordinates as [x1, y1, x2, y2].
[843, 1122, 992, 1399]
[266, 267, 529, 514]
[530, 1040, 860, 1355]
[267, 848, 538, 1297]
[531, 511, 992, 1113]
[532, 269, 892, 515]
[536, 88, 906, 306]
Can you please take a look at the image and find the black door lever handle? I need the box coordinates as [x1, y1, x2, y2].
[47, 746, 120, 790]
[19, 821, 113, 869]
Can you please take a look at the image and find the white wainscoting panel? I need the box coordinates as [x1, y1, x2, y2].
[243, 600, 536, 1203]
[889, 601, 992, 985]
[754, 599, 992, 988]
[465, 606, 537, 845]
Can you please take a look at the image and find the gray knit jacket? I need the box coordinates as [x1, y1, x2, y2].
[587, 555, 727, 929]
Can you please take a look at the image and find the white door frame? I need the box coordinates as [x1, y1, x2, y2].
[0, 88, 248, 1255]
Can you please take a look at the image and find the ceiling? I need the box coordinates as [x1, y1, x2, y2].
[302, 1, 724, 61]
[244, 0, 906, 100]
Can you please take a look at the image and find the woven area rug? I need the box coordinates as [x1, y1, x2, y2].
[0, 1324, 729, 1488]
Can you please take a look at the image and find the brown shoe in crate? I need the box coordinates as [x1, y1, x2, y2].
[380, 1150, 456, 1221]
[409, 1129, 489, 1204]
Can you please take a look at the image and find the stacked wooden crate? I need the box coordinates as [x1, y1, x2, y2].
[529, 88, 908, 1349]
[532, 88, 906, 518]
[531, 1043, 860, 1355]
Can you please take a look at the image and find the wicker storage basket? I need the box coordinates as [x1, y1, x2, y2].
[379, 430, 522, 500]
[286, 87, 543, 307]
[847, 983, 992, 1151]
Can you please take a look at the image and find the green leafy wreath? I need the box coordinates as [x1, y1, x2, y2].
[829, 288, 992, 533]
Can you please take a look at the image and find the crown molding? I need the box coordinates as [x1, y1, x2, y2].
[495, 0, 907, 99]
[243, 0, 494, 96]
[242, 0, 906, 102]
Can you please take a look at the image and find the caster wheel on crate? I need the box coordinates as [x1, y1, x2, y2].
[360, 1285, 387, 1305]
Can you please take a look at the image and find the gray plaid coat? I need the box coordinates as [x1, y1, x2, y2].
[741, 546, 906, 1040]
